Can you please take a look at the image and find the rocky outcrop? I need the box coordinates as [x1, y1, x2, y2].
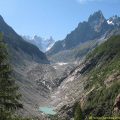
[104, 71, 120, 87]
[113, 94, 120, 115]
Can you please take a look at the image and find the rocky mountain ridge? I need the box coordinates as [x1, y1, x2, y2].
[0, 11, 120, 120]
[22, 35, 55, 52]
[47, 10, 120, 63]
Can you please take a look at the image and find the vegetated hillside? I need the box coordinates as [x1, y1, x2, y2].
[51, 36, 120, 120]
[83, 35, 120, 118]
[47, 10, 120, 62]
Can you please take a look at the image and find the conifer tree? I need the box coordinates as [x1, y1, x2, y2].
[0, 33, 22, 120]
[74, 102, 83, 120]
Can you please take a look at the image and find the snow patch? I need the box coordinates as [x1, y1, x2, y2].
[56, 62, 68, 66]
[53, 62, 68, 69]
[107, 20, 114, 25]
[46, 43, 54, 51]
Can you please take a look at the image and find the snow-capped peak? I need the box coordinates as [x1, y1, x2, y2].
[107, 19, 114, 25]
[107, 15, 120, 26]
[22, 35, 55, 52]
[46, 43, 54, 51]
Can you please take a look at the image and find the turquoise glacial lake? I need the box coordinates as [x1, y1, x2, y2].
[39, 107, 56, 115]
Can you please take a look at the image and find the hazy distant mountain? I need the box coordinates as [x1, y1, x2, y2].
[22, 35, 55, 52]
[47, 10, 120, 62]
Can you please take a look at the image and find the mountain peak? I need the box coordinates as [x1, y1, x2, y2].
[95, 10, 103, 16]
[88, 10, 104, 20]
[23, 35, 55, 52]
[34, 35, 43, 41]
[88, 10, 106, 32]
[0, 15, 6, 25]
[0, 15, 4, 21]
[88, 10, 105, 23]
[107, 15, 120, 26]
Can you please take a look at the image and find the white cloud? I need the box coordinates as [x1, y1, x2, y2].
[77, 0, 103, 4]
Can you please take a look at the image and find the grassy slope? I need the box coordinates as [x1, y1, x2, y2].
[83, 36, 120, 118]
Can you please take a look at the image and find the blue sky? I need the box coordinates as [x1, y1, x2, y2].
[0, 0, 120, 40]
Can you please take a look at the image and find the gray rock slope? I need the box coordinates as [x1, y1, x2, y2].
[47, 11, 120, 62]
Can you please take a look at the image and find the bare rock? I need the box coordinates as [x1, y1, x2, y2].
[113, 93, 120, 115]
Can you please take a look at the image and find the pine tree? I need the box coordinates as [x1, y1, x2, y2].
[74, 102, 83, 120]
[0, 33, 22, 120]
